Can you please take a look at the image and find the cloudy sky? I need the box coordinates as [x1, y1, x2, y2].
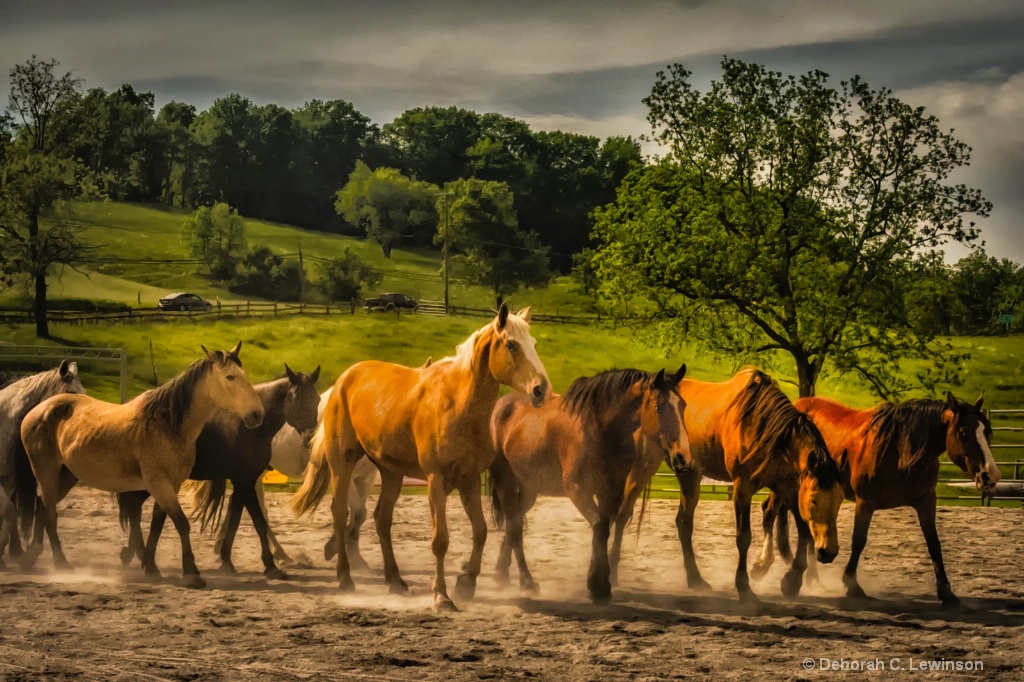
[2, 0, 1021, 261]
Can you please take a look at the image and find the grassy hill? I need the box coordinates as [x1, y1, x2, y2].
[0, 202, 594, 314]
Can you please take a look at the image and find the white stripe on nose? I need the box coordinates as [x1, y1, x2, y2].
[976, 423, 1002, 485]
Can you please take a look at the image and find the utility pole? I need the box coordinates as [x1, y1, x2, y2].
[297, 239, 305, 303]
[440, 192, 451, 314]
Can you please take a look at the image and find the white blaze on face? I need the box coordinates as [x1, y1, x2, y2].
[505, 314, 548, 392]
[667, 392, 690, 460]
[976, 423, 1002, 489]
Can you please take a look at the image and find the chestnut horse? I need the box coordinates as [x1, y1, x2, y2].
[489, 365, 691, 602]
[667, 368, 846, 602]
[755, 392, 1000, 607]
[20, 343, 264, 587]
[292, 304, 549, 611]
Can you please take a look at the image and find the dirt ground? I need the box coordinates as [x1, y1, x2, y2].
[0, 488, 1021, 681]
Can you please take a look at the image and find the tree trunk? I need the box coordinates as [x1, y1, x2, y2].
[794, 352, 820, 398]
[34, 270, 49, 338]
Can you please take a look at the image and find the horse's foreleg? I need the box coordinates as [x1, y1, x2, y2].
[567, 483, 613, 603]
[149, 482, 204, 589]
[427, 471, 455, 612]
[914, 493, 958, 608]
[781, 512, 812, 598]
[674, 467, 708, 590]
[346, 465, 374, 572]
[253, 479, 290, 565]
[239, 479, 287, 580]
[217, 488, 245, 574]
[732, 482, 757, 603]
[609, 476, 644, 587]
[751, 494, 779, 580]
[328, 458, 354, 591]
[454, 477, 486, 601]
[117, 491, 148, 567]
[373, 469, 405, 592]
[843, 500, 874, 601]
[141, 503, 167, 578]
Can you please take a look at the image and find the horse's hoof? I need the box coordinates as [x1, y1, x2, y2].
[941, 593, 961, 610]
[387, 577, 409, 595]
[18, 545, 43, 571]
[216, 562, 237, 575]
[338, 576, 355, 593]
[434, 595, 458, 613]
[520, 575, 539, 593]
[324, 543, 337, 562]
[688, 577, 712, 593]
[53, 558, 74, 572]
[454, 574, 477, 601]
[264, 567, 289, 581]
[749, 562, 769, 581]
[348, 554, 370, 573]
[588, 577, 612, 604]
[119, 546, 135, 567]
[780, 570, 803, 597]
[495, 569, 511, 586]
[183, 574, 206, 589]
[738, 589, 760, 605]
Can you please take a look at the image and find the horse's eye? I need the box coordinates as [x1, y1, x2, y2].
[506, 341, 517, 352]
[958, 428, 968, 437]
[226, 375, 237, 382]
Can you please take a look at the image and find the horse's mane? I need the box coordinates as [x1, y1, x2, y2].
[734, 370, 839, 486]
[869, 399, 947, 470]
[138, 357, 223, 431]
[562, 368, 651, 422]
[450, 313, 531, 371]
[0, 366, 76, 417]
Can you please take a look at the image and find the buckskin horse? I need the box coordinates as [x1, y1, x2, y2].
[668, 368, 846, 602]
[754, 392, 1000, 607]
[19, 343, 264, 587]
[292, 304, 549, 611]
[116, 364, 320, 580]
[489, 365, 691, 602]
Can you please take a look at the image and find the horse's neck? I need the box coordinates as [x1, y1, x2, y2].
[255, 379, 290, 436]
[450, 329, 500, 410]
[179, 379, 225, 444]
[3, 374, 58, 421]
[911, 401, 950, 461]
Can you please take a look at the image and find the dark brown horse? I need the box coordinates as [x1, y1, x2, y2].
[755, 392, 1000, 607]
[489, 366, 690, 602]
[667, 368, 846, 602]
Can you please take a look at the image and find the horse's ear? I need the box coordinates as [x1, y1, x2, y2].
[496, 302, 510, 329]
[974, 391, 985, 411]
[68, 361, 78, 376]
[284, 363, 298, 384]
[673, 363, 686, 382]
[517, 306, 532, 323]
[201, 345, 215, 360]
[229, 340, 243, 358]
[58, 359, 70, 377]
[310, 365, 321, 383]
[653, 368, 666, 388]
[945, 391, 958, 412]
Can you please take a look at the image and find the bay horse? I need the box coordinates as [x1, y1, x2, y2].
[668, 368, 846, 602]
[489, 365, 691, 602]
[0, 362, 84, 568]
[19, 343, 264, 587]
[292, 303, 549, 611]
[754, 392, 1000, 607]
[205, 387, 379, 569]
[116, 364, 320, 580]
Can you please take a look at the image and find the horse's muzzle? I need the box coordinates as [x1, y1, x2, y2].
[244, 410, 265, 429]
[529, 379, 548, 408]
[670, 452, 690, 472]
[816, 547, 837, 564]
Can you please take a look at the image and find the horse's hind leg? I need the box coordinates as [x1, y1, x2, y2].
[426, 471, 456, 612]
[751, 494, 779, 580]
[32, 464, 76, 571]
[148, 482, 204, 589]
[374, 469, 407, 593]
[238, 478, 287, 580]
[0, 489, 14, 570]
[141, 503, 168, 578]
[842, 500, 874, 601]
[217, 489, 245, 574]
[732, 481, 757, 603]
[345, 462, 374, 572]
[253, 478, 290, 565]
[610, 474, 648, 587]
[674, 466, 709, 590]
[567, 482, 613, 603]
[117, 491, 148, 567]
[914, 493, 958, 608]
[781, 512, 813, 597]
[454, 477, 487, 601]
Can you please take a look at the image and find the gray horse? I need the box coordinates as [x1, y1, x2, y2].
[0, 361, 85, 568]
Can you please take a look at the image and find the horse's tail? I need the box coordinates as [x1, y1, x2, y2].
[18, 398, 74, 537]
[117, 493, 131, 531]
[634, 478, 652, 543]
[490, 477, 505, 530]
[12, 437, 37, 539]
[184, 479, 228, 534]
[290, 421, 331, 517]
[776, 504, 793, 564]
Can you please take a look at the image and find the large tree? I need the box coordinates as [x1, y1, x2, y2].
[180, 202, 247, 279]
[593, 58, 990, 398]
[1, 56, 98, 338]
[439, 178, 549, 296]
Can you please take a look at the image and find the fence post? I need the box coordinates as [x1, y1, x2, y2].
[326, 303, 330, 315]
[247, 300, 251, 317]
[274, 302, 278, 317]
[217, 300, 222, 318]
[119, 349, 129, 404]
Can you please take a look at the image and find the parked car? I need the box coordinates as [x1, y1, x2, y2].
[158, 292, 214, 312]
[363, 292, 418, 312]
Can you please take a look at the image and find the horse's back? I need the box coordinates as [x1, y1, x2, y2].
[794, 397, 871, 453]
[677, 375, 750, 478]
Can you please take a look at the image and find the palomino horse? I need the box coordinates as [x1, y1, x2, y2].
[292, 303, 549, 611]
[117, 364, 320, 580]
[667, 368, 846, 602]
[206, 387, 379, 569]
[754, 393, 1000, 607]
[19, 343, 264, 587]
[489, 365, 691, 602]
[0, 362, 84, 567]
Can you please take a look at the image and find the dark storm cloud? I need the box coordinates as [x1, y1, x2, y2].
[1, 0, 1021, 259]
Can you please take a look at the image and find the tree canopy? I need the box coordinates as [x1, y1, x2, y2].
[593, 58, 991, 398]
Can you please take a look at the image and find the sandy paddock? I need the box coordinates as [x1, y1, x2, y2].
[0, 488, 1021, 680]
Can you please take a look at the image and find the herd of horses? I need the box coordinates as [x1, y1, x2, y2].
[0, 303, 1002, 612]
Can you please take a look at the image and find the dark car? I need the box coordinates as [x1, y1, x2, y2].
[158, 292, 214, 312]
[363, 292, 418, 312]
